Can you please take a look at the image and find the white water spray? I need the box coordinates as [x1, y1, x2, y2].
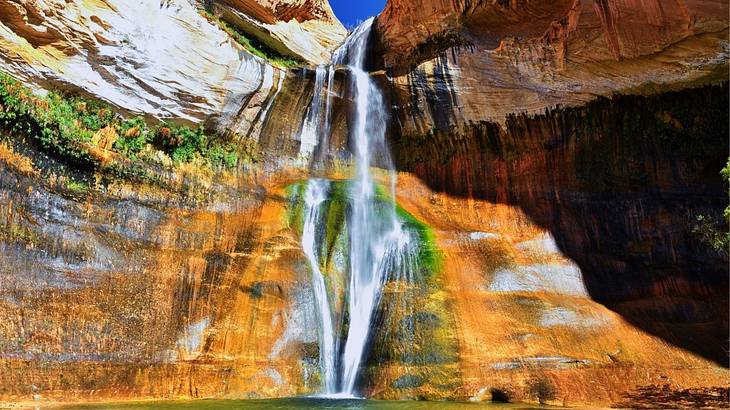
[301, 179, 337, 394]
[299, 66, 327, 156]
[335, 18, 416, 396]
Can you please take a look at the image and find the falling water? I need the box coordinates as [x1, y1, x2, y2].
[299, 66, 327, 156]
[298, 17, 420, 397]
[336, 18, 409, 396]
[259, 70, 284, 125]
[301, 179, 337, 394]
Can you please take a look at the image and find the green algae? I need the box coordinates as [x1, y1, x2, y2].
[286, 179, 443, 280]
[374, 185, 443, 280]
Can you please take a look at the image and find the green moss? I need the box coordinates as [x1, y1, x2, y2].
[64, 178, 90, 196]
[199, 10, 301, 68]
[375, 185, 443, 278]
[322, 182, 349, 267]
[284, 181, 307, 234]
[0, 222, 39, 245]
[286, 180, 443, 280]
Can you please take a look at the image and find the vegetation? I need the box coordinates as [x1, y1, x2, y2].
[199, 10, 301, 68]
[693, 157, 730, 254]
[375, 185, 443, 278]
[0, 71, 240, 178]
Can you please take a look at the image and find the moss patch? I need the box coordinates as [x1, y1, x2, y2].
[199, 10, 302, 68]
[286, 179, 443, 280]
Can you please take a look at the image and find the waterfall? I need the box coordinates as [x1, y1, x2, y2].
[301, 179, 337, 394]
[259, 70, 284, 126]
[299, 65, 327, 156]
[336, 18, 408, 396]
[298, 17, 419, 398]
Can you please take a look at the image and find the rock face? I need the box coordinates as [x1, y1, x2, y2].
[0, 0, 348, 140]
[392, 84, 730, 367]
[373, 0, 729, 127]
[0, 0, 728, 407]
[0, 0, 274, 128]
[0, 147, 323, 401]
[211, 0, 347, 64]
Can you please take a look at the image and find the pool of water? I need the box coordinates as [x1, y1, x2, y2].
[61, 398, 553, 409]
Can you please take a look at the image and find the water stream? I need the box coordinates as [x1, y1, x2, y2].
[299, 18, 419, 397]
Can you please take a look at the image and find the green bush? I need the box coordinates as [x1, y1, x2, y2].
[114, 116, 148, 159]
[0, 71, 240, 172]
[0, 72, 97, 166]
[208, 143, 239, 168]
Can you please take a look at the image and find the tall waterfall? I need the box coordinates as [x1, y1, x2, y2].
[298, 17, 419, 397]
[301, 179, 337, 393]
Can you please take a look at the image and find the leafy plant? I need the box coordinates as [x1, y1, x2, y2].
[114, 116, 148, 159]
[691, 158, 730, 255]
[0, 70, 240, 174]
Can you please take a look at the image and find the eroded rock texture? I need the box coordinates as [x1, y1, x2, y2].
[374, 0, 729, 127]
[392, 83, 729, 367]
[0, 0, 348, 140]
[0, 146, 325, 401]
[211, 0, 347, 64]
[0, 0, 275, 128]
[0, 0, 727, 407]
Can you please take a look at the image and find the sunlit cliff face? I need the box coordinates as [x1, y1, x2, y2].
[0, 0, 727, 407]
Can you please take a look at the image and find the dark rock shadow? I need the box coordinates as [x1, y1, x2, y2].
[390, 83, 730, 366]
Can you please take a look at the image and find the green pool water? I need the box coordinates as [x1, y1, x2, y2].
[60, 398, 554, 409]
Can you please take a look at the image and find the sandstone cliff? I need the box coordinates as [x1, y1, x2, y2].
[210, 0, 347, 64]
[0, 0, 347, 142]
[373, 0, 729, 129]
[0, 0, 727, 407]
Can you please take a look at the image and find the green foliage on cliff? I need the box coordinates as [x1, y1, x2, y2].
[0, 73, 101, 167]
[199, 10, 301, 68]
[0, 71, 239, 174]
[695, 158, 730, 254]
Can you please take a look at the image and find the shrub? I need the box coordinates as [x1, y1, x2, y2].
[0, 70, 240, 173]
[114, 116, 148, 159]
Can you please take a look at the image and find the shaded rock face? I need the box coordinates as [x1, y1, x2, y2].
[371, 173, 729, 405]
[391, 83, 730, 365]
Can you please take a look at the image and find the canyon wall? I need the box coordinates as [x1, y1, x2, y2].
[0, 0, 346, 137]
[0, 0, 727, 408]
[367, 0, 730, 405]
[210, 0, 347, 64]
[373, 0, 729, 127]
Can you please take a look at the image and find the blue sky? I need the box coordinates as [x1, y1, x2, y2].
[329, 1, 387, 29]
